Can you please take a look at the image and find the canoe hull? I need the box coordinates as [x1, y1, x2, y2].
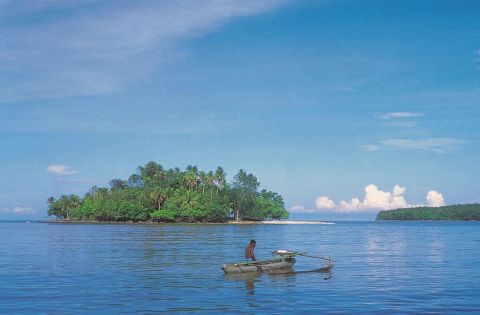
[222, 257, 296, 274]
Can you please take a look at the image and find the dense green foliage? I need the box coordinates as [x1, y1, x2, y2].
[376, 204, 480, 220]
[47, 162, 289, 222]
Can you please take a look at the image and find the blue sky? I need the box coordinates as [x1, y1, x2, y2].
[1, 0, 479, 220]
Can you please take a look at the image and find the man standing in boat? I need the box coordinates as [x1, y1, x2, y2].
[245, 240, 256, 261]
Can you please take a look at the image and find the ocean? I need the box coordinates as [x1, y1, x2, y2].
[1, 221, 479, 313]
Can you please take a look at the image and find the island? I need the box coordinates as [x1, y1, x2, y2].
[47, 162, 289, 223]
[376, 203, 480, 220]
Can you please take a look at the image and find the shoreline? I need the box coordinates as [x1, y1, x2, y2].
[260, 220, 334, 225]
[40, 220, 335, 225]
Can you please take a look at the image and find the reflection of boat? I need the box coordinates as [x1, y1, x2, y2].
[224, 272, 262, 294]
[222, 256, 296, 274]
[224, 271, 262, 282]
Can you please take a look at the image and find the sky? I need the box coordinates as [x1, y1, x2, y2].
[1, 0, 479, 220]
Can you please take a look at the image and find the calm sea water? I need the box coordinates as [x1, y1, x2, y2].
[1, 221, 479, 314]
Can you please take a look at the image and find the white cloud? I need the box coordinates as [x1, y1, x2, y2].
[288, 205, 317, 213]
[363, 144, 381, 152]
[0, 207, 36, 215]
[308, 184, 446, 213]
[315, 196, 335, 209]
[364, 138, 467, 153]
[335, 184, 408, 213]
[0, 0, 288, 101]
[381, 138, 467, 153]
[46, 164, 78, 175]
[381, 112, 423, 119]
[382, 121, 417, 128]
[47, 165, 94, 184]
[426, 190, 445, 207]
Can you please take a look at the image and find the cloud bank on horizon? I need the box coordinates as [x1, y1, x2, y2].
[290, 184, 445, 213]
[0, 207, 36, 215]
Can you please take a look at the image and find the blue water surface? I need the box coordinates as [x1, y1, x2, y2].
[1, 221, 479, 314]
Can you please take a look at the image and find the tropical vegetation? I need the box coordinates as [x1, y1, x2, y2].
[47, 162, 289, 223]
[376, 204, 480, 220]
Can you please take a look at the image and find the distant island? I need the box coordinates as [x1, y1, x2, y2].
[47, 162, 288, 223]
[376, 203, 480, 220]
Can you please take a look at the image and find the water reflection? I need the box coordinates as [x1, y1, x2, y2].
[224, 267, 333, 295]
[224, 273, 261, 295]
[4, 222, 478, 313]
[286, 267, 333, 279]
[427, 235, 445, 264]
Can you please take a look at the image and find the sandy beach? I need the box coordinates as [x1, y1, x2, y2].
[227, 220, 334, 225]
[260, 220, 335, 225]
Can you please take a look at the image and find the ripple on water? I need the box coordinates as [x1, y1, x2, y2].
[0, 221, 479, 313]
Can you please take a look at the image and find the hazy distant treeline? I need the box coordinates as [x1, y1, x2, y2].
[376, 204, 480, 220]
[47, 161, 288, 223]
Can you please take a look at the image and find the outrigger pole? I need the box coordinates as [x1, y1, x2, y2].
[272, 250, 333, 263]
[295, 253, 333, 262]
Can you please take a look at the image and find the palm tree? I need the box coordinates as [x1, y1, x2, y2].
[97, 188, 109, 199]
[109, 178, 127, 190]
[153, 167, 165, 182]
[198, 171, 207, 194]
[58, 195, 69, 219]
[149, 188, 167, 210]
[139, 161, 162, 178]
[185, 165, 198, 174]
[180, 189, 201, 221]
[57, 194, 80, 220]
[207, 171, 215, 196]
[185, 171, 197, 190]
[47, 196, 59, 219]
[128, 174, 143, 187]
[214, 167, 226, 193]
[181, 190, 200, 209]
[47, 196, 55, 207]
[233, 169, 247, 188]
[246, 173, 260, 193]
[69, 194, 81, 209]
[232, 169, 259, 221]
[87, 186, 99, 200]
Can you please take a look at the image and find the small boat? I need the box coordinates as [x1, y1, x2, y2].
[222, 250, 334, 274]
[222, 255, 296, 274]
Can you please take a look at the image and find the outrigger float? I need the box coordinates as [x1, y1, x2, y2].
[221, 250, 334, 274]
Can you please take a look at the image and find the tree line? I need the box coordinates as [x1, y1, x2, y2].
[376, 203, 480, 220]
[47, 162, 289, 222]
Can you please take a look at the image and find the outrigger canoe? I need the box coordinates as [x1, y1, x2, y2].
[222, 255, 296, 274]
[222, 250, 333, 274]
